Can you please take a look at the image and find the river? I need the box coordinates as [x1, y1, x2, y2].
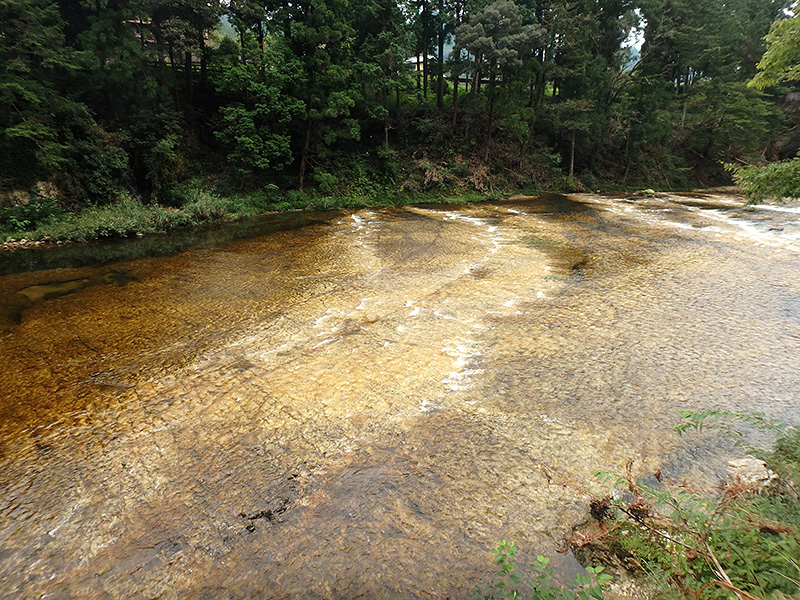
[1, 191, 798, 599]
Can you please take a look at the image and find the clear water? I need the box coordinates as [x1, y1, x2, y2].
[1, 192, 798, 599]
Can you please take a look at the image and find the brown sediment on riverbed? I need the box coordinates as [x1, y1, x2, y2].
[0, 192, 798, 598]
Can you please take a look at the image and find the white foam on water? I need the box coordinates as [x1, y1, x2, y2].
[696, 209, 799, 251]
[612, 197, 800, 252]
[418, 399, 441, 412]
[434, 310, 457, 320]
[48, 499, 88, 537]
[754, 204, 800, 214]
[355, 297, 374, 310]
[438, 211, 489, 227]
[664, 221, 694, 230]
[312, 337, 337, 349]
[442, 368, 485, 391]
[441, 335, 484, 391]
[312, 310, 333, 328]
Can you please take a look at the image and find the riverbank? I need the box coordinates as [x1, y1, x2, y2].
[2, 177, 706, 250]
[477, 417, 800, 600]
[0, 185, 511, 249]
[572, 416, 800, 600]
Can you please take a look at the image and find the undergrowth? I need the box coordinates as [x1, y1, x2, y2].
[1, 183, 498, 244]
[482, 412, 799, 600]
[473, 541, 611, 600]
[589, 412, 800, 599]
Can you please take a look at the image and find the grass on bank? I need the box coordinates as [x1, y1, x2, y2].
[0, 183, 507, 245]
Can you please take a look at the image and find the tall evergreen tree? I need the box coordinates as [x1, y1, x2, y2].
[0, 0, 82, 187]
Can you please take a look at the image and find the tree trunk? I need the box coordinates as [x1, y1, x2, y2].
[167, 42, 179, 106]
[470, 55, 481, 95]
[452, 69, 459, 129]
[485, 70, 496, 161]
[569, 130, 576, 178]
[416, 50, 422, 90]
[383, 86, 390, 148]
[422, 0, 429, 100]
[436, 7, 445, 109]
[184, 50, 193, 105]
[488, 69, 496, 125]
[200, 31, 208, 88]
[257, 21, 265, 74]
[423, 40, 429, 100]
[299, 125, 312, 190]
[151, 23, 169, 89]
[534, 47, 546, 108]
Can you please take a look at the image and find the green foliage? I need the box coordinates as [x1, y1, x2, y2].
[182, 192, 234, 222]
[724, 10, 800, 200]
[674, 409, 787, 438]
[0, 0, 791, 205]
[314, 171, 340, 195]
[726, 157, 800, 204]
[455, 0, 543, 84]
[750, 16, 800, 90]
[2, 188, 294, 243]
[473, 541, 611, 600]
[1, 194, 64, 233]
[0, 0, 83, 186]
[27, 196, 189, 242]
[603, 482, 800, 599]
[123, 105, 184, 200]
[769, 427, 800, 483]
[592, 412, 800, 600]
[212, 47, 303, 185]
[675, 409, 800, 484]
[671, 80, 779, 164]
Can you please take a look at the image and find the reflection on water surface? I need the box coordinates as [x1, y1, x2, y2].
[0, 192, 798, 599]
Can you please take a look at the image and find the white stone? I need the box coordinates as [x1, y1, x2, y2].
[726, 456, 777, 490]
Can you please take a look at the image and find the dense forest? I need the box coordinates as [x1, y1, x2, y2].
[1, 0, 798, 221]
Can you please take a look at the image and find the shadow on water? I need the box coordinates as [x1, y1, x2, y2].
[501, 192, 589, 215]
[0, 211, 333, 329]
[0, 195, 586, 278]
[0, 211, 332, 277]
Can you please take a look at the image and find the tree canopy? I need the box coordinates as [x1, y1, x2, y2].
[0, 0, 794, 207]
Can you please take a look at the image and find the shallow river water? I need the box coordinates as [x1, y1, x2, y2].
[1, 191, 799, 599]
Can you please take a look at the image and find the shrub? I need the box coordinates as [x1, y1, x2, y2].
[183, 192, 233, 222]
[726, 158, 800, 204]
[31, 195, 189, 241]
[1, 193, 64, 232]
[474, 541, 611, 600]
